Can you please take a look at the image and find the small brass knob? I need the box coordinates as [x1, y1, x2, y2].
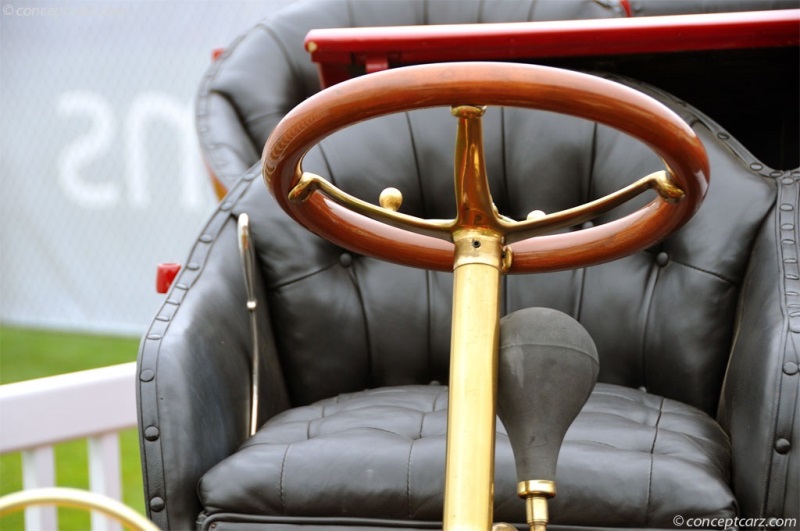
[526, 209, 546, 221]
[379, 187, 403, 211]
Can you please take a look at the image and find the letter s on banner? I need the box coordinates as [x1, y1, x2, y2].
[57, 91, 119, 208]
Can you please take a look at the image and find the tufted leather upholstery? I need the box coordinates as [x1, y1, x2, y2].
[138, 1, 800, 530]
[199, 383, 733, 528]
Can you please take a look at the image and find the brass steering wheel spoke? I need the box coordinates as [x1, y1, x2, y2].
[290, 100, 685, 252]
[291, 160, 682, 248]
[501, 169, 681, 244]
[289, 171, 456, 242]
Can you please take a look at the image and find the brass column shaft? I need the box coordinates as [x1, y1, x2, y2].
[443, 233, 503, 530]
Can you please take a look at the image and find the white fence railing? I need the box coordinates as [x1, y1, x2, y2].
[0, 363, 138, 531]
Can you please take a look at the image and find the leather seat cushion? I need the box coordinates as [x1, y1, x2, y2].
[199, 383, 735, 528]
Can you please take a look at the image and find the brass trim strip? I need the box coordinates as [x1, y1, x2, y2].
[238, 213, 260, 437]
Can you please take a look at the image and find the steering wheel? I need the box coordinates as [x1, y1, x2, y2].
[262, 62, 709, 273]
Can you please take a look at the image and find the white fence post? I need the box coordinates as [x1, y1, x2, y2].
[0, 363, 138, 530]
[21, 446, 57, 530]
[89, 432, 123, 531]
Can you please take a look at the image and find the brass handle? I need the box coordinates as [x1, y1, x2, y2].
[0, 487, 158, 531]
[237, 213, 260, 437]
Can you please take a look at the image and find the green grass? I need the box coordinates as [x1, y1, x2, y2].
[0, 326, 144, 530]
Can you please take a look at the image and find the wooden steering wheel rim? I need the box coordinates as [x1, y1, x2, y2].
[263, 62, 709, 273]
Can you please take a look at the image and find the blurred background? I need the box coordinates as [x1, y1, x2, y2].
[1, 0, 296, 334]
[1, 1, 290, 527]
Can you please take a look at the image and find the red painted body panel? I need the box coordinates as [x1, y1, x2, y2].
[305, 9, 800, 87]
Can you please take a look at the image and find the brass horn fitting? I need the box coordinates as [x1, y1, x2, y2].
[517, 480, 556, 531]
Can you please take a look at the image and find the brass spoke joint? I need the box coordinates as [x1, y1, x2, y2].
[652, 168, 685, 202]
[453, 229, 511, 273]
[287, 171, 320, 202]
[451, 105, 488, 118]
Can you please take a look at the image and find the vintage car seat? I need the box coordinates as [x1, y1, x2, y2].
[137, 1, 799, 529]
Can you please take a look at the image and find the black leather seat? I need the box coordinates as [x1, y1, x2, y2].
[137, 1, 799, 529]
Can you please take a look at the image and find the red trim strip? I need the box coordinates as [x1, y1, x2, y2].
[306, 10, 800, 87]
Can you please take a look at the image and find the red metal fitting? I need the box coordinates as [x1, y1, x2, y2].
[156, 263, 181, 294]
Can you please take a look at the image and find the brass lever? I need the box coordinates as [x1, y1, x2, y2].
[237, 213, 260, 436]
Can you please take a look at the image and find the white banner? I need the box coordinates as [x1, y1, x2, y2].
[1, 0, 289, 334]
